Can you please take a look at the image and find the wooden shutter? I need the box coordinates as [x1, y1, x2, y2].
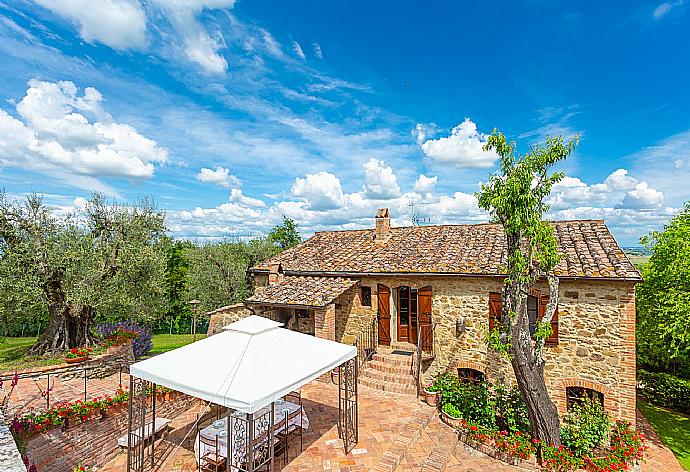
[488, 292, 502, 332]
[418, 286, 432, 352]
[377, 284, 391, 346]
[539, 294, 559, 345]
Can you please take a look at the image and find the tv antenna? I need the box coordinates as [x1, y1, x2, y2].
[409, 202, 431, 226]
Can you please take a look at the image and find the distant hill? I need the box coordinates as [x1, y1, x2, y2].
[623, 247, 651, 267]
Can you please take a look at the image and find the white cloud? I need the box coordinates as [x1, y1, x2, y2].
[261, 29, 283, 58]
[0, 79, 167, 181]
[414, 174, 438, 194]
[196, 166, 240, 188]
[617, 182, 664, 210]
[602, 168, 639, 191]
[418, 118, 499, 169]
[312, 42, 323, 59]
[149, 0, 236, 74]
[33, 0, 147, 50]
[292, 40, 306, 60]
[229, 188, 265, 207]
[292, 171, 345, 210]
[362, 158, 401, 199]
[653, 0, 684, 19]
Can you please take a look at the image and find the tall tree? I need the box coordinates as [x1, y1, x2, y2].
[185, 238, 277, 315]
[637, 202, 690, 377]
[269, 216, 301, 250]
[0, 193, 167, 354]
[477, 131, 578, 444]
[164, 239, 193, 327]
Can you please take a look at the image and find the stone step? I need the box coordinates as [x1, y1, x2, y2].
[366, 359, 414, 375]
[418, 418, 458, 472]
[359, 376, 418, 395]
[372, 352, 414, 367]
[390, 341, 417, 351]
[360, 366, 416, 385]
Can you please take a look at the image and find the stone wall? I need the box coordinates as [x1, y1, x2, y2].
[206, 303, 252, 335]
[25, 392, 198, 471]
[0, 410, 25, 472]
[334, 284, 377, 344]
[333, 275, 637, 426]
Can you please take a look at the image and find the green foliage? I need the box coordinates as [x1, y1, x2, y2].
[185, 238, 277, 314]
[637, 202, 690, 377]
[163, 240, 193, 331]
[493, 382, 531, 434]
[0, 193, 168, 343]
[560, 399, 613, 457]
[432, 373, 529, 432]
[637, 369, 690, 413]
[268, 216, 301, 250]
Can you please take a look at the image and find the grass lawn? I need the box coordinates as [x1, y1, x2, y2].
[0, 333, 204, 372]
[639, 399, 690, 470]
[147, 333, 206, 356]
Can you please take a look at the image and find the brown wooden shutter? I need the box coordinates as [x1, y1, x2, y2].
[418, 286, 432, 352]
[539, 294, 559, 345]
[377, 284, 391, 346]
[488, 292, 502, 332]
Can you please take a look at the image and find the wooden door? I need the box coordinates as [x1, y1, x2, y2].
[418, 286, 432, 351]
[397, 286, 410, 343]
[377, 284, 391, 346]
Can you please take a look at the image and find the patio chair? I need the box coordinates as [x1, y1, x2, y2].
[198, 433, 226, 472]
[275, 407, 303, 463]
[281, 391, 304, 452]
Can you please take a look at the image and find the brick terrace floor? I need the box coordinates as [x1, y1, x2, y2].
[5, 371, 685, 471]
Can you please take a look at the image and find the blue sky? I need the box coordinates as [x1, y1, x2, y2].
[0, 0, 688, 245]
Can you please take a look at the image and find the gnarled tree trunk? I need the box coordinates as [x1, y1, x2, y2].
[27, 269, 97, 355]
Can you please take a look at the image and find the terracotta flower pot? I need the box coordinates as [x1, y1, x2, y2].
[422, 389, 438, 407]
[440, 410, 461, 429]
[66, 356, 89, 364]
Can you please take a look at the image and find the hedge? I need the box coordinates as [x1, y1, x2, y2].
[637, 369, 690, 413]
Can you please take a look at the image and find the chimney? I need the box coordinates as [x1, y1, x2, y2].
[268, 262, 283, 284]
[375, 208, 391, 242]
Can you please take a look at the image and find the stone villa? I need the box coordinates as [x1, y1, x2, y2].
[208, 209, 640, 426]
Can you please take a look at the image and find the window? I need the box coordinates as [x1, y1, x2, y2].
[566, 386, 604, 411]
[360, 286, 372, 307]
[527, 295, 539, 336]
[458, 368, 485, 385]
[399, 286, 410, 326]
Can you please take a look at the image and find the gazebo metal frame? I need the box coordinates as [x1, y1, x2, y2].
[125, 357, 358, 472]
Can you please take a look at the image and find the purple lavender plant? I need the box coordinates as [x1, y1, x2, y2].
[96, 321, 153, 358]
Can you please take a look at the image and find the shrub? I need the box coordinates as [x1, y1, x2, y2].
[442, 402, 462, 418]
[560, 398, 613, 457]
[540, 444, 583, 472]
[96, 320, 152, 357]
[494, 430, 536, 459]
[492, 383, 531, 434]
[637, 369, 690, 413]
[433, 373, 496, 429]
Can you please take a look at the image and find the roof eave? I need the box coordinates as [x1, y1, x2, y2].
[249, 268, 642, 283]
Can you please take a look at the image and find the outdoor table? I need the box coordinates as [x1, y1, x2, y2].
[194, 399, 309, 466]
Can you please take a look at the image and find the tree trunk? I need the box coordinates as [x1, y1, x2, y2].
[511, 344, 561, 444]
[504, 233, 562, 445]
[27, 269, 97, 355]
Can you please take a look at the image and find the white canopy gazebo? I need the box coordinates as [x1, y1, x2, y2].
[125, 316, 358, 472]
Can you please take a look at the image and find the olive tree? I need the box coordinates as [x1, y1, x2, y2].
[476, 131, 578, 444]
[0, 193, 167, 354]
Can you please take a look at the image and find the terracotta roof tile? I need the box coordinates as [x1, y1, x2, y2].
[246, 276, 357, 308]
[252, 220, 641, 280]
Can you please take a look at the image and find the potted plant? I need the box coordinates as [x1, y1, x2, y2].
[440, 403, 463, 428]
[422, 381, 439, 406]
[65, 347, 92, 364]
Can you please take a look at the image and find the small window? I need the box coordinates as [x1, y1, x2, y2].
[566, 386, 604, 411]
[360, 286, 372, 307]
[458, 368, 485, 385]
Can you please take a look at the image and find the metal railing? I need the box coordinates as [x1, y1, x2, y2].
[354, 317, 377, 370]
[0, 364, 127, 410]
[412, 320, 437, 396]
